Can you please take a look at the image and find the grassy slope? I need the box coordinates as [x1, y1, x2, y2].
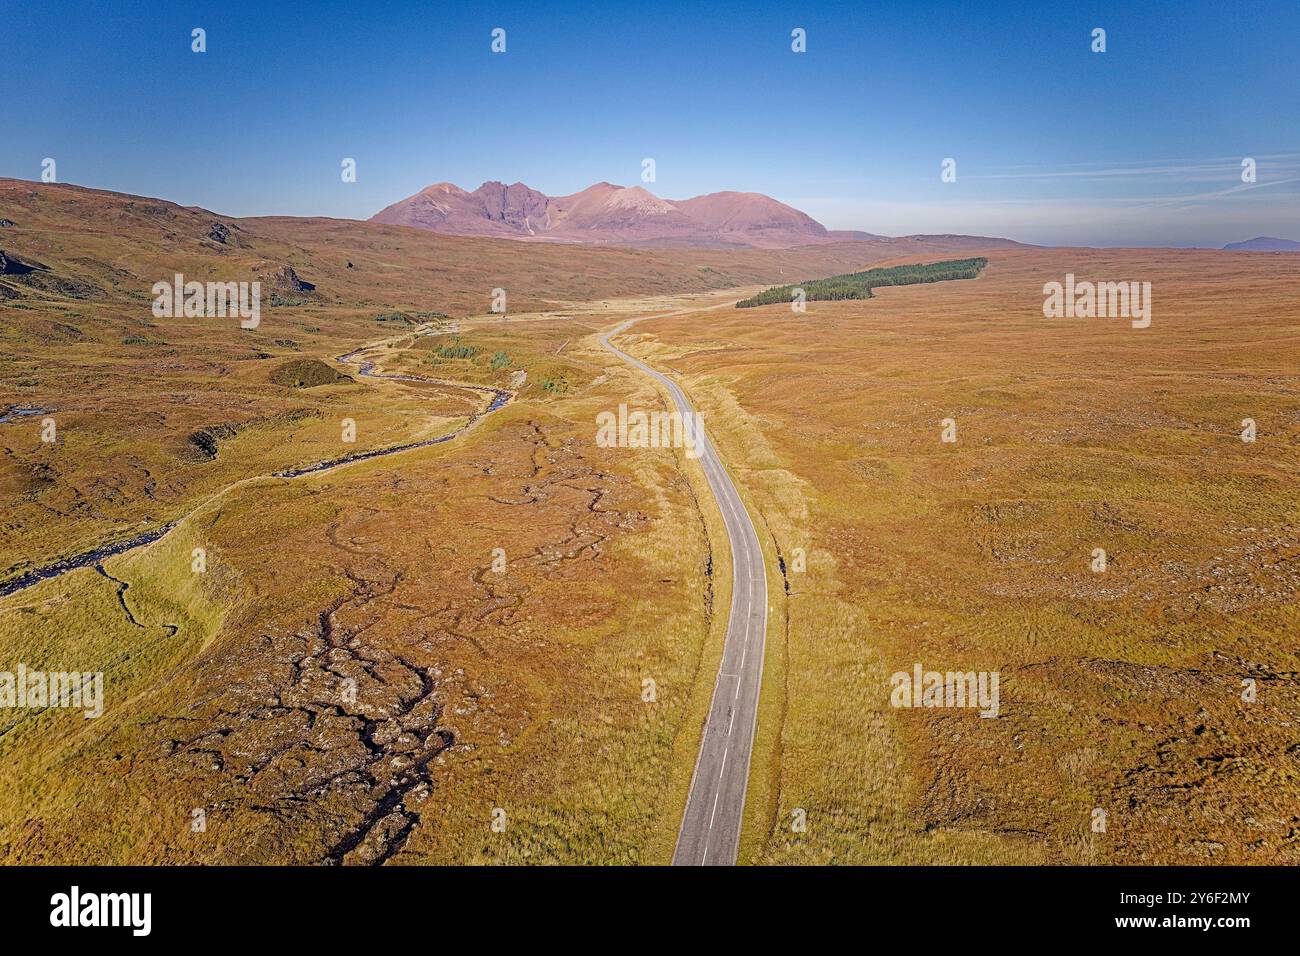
[0, 179, 878, 580]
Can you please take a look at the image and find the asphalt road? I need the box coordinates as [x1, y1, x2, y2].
[601, 308, 769, 866]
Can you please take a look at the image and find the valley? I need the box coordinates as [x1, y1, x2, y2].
[2, 179, 1296, 867]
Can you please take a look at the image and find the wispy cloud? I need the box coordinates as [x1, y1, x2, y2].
[791, 153, 1300, 246]
[970, 153, 1300, 184]
[1134, 176, 1300, 209]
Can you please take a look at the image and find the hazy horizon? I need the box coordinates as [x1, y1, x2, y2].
[3, 0, 1297, 247]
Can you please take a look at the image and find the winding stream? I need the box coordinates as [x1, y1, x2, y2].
[0, 346, 512, 599]
[275, 349, 509, 477]
[0, 406, 50, 425]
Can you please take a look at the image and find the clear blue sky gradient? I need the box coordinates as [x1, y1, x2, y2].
[2, 0, 1297, 246]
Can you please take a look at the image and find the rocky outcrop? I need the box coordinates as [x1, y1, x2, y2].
[256, 262, 316, 292]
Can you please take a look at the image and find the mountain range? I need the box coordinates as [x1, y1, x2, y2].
[371, 181, 880, 249]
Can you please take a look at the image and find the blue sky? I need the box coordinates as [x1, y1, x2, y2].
[2, 0, 1297, 246]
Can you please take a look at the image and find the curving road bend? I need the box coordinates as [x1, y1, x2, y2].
[601, 307, 769, 866]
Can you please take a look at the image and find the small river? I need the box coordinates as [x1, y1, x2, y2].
[0, 348, 512, 599]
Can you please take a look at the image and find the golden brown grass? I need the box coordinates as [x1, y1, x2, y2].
[0, 315, 731, 864]
[0, 180, 785, 864]
[10, 175, 1292, 866]
[630, 247, 1300, 864]
[0, 178, 871, 582]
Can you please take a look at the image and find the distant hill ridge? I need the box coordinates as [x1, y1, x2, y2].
[371, 180, 886, 249]
[1223, 236, 1300, 251]
[0, 177, 1027, 318]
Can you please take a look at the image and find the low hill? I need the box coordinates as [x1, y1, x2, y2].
[269, 358, 352, 388]
[1223, 236, 1300, 251]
